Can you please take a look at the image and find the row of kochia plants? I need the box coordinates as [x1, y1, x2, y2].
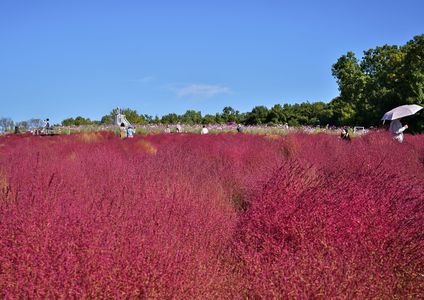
[0, 131, 422, 298]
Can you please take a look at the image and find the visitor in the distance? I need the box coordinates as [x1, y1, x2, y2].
[127, 126, 135, 138]
[389, 119, 408, 143]
[340, 128, 351, 141]
[201, 125, 209, 135]
[120, 123, 127, 139]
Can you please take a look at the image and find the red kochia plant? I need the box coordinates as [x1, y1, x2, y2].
[0, 133, 281, 298]
[234, 132, 424, 298]
[0, 132, 423, 298]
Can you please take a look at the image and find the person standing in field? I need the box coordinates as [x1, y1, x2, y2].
[340, 128, 351, 141]
[120, 123, 127, 139]
[201, 125, 209, 135]
[42, 118, 50, 135]
[176, 124, 182, 133]
[389, 119, 408, 143]
[127, 126, 135, 138]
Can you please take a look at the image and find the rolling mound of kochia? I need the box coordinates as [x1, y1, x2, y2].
[0, 132, 423, 298]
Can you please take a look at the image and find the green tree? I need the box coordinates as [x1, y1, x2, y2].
[313, 102, 334, 126]
[267, 104, 286, 124]
[161, 113, 180, 124]
[220, 106, 240, 123]
[331, 51, 367, 124]
[202, 114, 217, 124]
[331, 34, 424, 130]
[399, 35, 424, 132]
[62, 118, 75, 126]
[74, 116, 93, 126]
[214, 113, 224, 124]
[152, 116, 161, 124]
[61, 116, 93, 126]
[360, 45, 404, 126]
[181, 110, 202, 124]
[16, 121, 29, 131]
[0, 117, 14, 132]
[100, 115, 114, 125]
[245, 106, 269, 125]
[120, 108, 146, 124]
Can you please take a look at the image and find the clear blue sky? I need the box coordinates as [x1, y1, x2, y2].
[1, 0, 423, 124]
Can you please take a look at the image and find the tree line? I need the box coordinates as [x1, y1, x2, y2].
[60, 103, 334, 127]
[0, 118, 44, 133]
[2, 34, 423, 133]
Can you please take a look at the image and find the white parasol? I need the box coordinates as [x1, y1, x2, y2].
[381, 104, 423, 121]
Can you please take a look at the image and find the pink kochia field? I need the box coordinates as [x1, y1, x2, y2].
[0, 132, 423, 298]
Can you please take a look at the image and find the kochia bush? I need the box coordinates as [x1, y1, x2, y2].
[0, 132, 422, 298]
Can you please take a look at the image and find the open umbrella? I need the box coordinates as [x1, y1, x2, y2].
[381, 104, 423, 121]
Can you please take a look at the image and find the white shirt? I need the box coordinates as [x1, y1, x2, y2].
[201, 127, 209, 134]
[389, 119, 407, 142]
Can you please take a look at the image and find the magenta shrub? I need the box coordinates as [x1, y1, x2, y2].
[0, 132, 423, 298]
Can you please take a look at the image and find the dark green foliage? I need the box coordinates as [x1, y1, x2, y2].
[245, 106, 269, 125]
[181, 110, 202, 125]
[62, 116, 94, 126]
[220, 106, 241, 123]
[161, 113, 180, 124]
[62, 118, 75, 126]
[202, 114, 218, 124]
[331, 34, 424, 131]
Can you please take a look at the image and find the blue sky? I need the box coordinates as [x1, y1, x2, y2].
[1, 0, 423, 124]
